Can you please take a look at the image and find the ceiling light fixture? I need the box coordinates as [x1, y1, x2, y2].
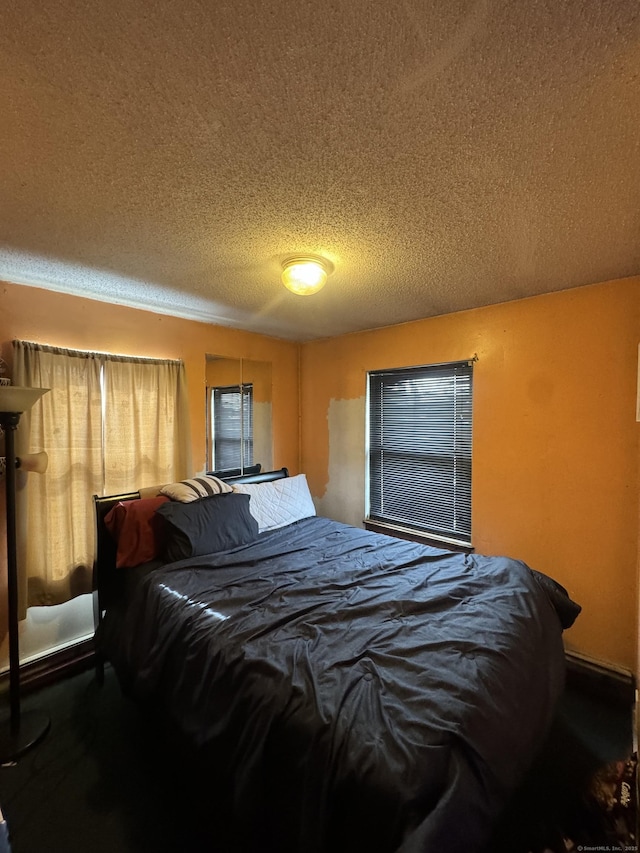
[281, 255, 333, 296]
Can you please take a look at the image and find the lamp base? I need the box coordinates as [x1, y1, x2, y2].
[0, 710, 50, 763]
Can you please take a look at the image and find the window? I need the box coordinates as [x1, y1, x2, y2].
[367, 360, 473, 545]
[13, 340, 190, 605]
[207, 383, 253, 474]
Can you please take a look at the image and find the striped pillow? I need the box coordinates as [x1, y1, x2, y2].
[160, 475, 232, 503]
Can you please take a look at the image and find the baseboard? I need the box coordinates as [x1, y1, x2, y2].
[0, 637, 95, 696]
[565, 649, 636, 707]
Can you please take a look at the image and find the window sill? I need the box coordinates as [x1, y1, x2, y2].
[363, 519, 474, 554]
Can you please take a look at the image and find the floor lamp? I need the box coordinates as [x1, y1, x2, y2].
[0, 385, 50, 762]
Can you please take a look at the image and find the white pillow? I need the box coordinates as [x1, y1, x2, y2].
[232, 474, 316, 532]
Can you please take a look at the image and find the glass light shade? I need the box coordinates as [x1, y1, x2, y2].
[281, 257, 332, 296]
[0, 386, 49, 414]
[17, 451, 48, 474]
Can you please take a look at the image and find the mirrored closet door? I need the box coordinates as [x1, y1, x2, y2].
[205, 355, 273, 476]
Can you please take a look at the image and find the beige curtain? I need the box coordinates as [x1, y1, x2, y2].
[103, 355, 191, 493]
[12, 341, 191, 608]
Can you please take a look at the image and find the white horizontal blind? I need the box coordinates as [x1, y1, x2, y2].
[368, 361, 473, 542]
[212, 384, 254, 472]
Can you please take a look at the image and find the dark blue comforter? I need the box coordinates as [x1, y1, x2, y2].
[100, 517, 579, 853]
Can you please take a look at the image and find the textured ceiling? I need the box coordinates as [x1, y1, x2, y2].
[0, 0, 639, 341]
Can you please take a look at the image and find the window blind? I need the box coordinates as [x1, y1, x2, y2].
[368, 360, 473, 543]
[212, 384, 254, 473]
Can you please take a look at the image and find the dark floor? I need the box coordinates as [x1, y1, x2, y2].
[0, 666, 231, 853]
[0, 664, 635, 853]
[490, 682, 636, 852]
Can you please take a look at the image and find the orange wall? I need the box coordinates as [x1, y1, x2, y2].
[300, 277, 640, 670]
[1, 281, 300, 475]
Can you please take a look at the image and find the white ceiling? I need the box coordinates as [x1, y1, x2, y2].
[1, 0, 639, 341]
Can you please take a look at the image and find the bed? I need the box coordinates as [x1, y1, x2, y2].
[93, 468, 580, 853]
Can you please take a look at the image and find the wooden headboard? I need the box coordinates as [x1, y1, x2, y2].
[92, 467, 289, 632]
